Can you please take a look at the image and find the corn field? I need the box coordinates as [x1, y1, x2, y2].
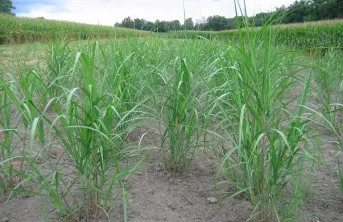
[0, 15, 150, 44]
[168, 19, 343, 49]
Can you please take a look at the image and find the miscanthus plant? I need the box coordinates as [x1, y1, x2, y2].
[160, 58, 201, 170]
[1, 45, 46, 195]
[147, 39, 213, 171]
[0, 75, 17, 194]
[45, 40, 74, 97]
[311, 49, 343, 133]
[203, 8, 318, 220]
[312, 50, 343, 192]
[4, 40, 146, 221]
[305, 48, 343, 193]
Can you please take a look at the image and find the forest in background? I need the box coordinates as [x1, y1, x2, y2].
[115, 0, 343, 32]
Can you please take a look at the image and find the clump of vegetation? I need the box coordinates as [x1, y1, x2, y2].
[208, 27, 315, 221]
[1, 40, 148, 221]
[159, 58, 201, 170]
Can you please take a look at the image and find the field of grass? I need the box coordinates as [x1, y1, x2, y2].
[0, 15, 343, 222]
[0, 15, 151, 44]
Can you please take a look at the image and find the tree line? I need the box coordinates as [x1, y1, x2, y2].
[115, 0, 343, 32]
[0, 0, 15, 14]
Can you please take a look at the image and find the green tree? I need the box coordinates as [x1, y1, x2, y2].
[0, 0, 15, 14]
[284, 0, 311, 23]
[335, 0, 343, 18]
[170, 20, 181, 31]
[144, 21, 155, 31]
[284, 0, 341, 22]
[311, 0, 338, 20]
[121, 16, 134, 29]
[154, 19, 162, 32]
[183, 18, 194, 30]
[134, 18, 147, 30]
[158, 20, 168, 32]
[206, 15, 228, 31]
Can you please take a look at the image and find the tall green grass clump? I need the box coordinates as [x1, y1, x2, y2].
[2, 40, 146, 221]
[1, 53, 46, 195]
[204, 4, 318, 220]
[45, 40, 74, 97]
[311, 49, 343, 132]
[0, 75, 17, 193]
[147, 38, 214, 172]
[161, 58, 200, 170]
[310, 50, 343, 192]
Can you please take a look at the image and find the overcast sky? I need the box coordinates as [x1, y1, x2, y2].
[13, 0, 295, 26]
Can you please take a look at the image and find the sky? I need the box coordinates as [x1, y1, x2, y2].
[13, 0, 296, 26]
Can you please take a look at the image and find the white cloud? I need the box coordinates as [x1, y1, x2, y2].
[16, 0, 295, 26]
